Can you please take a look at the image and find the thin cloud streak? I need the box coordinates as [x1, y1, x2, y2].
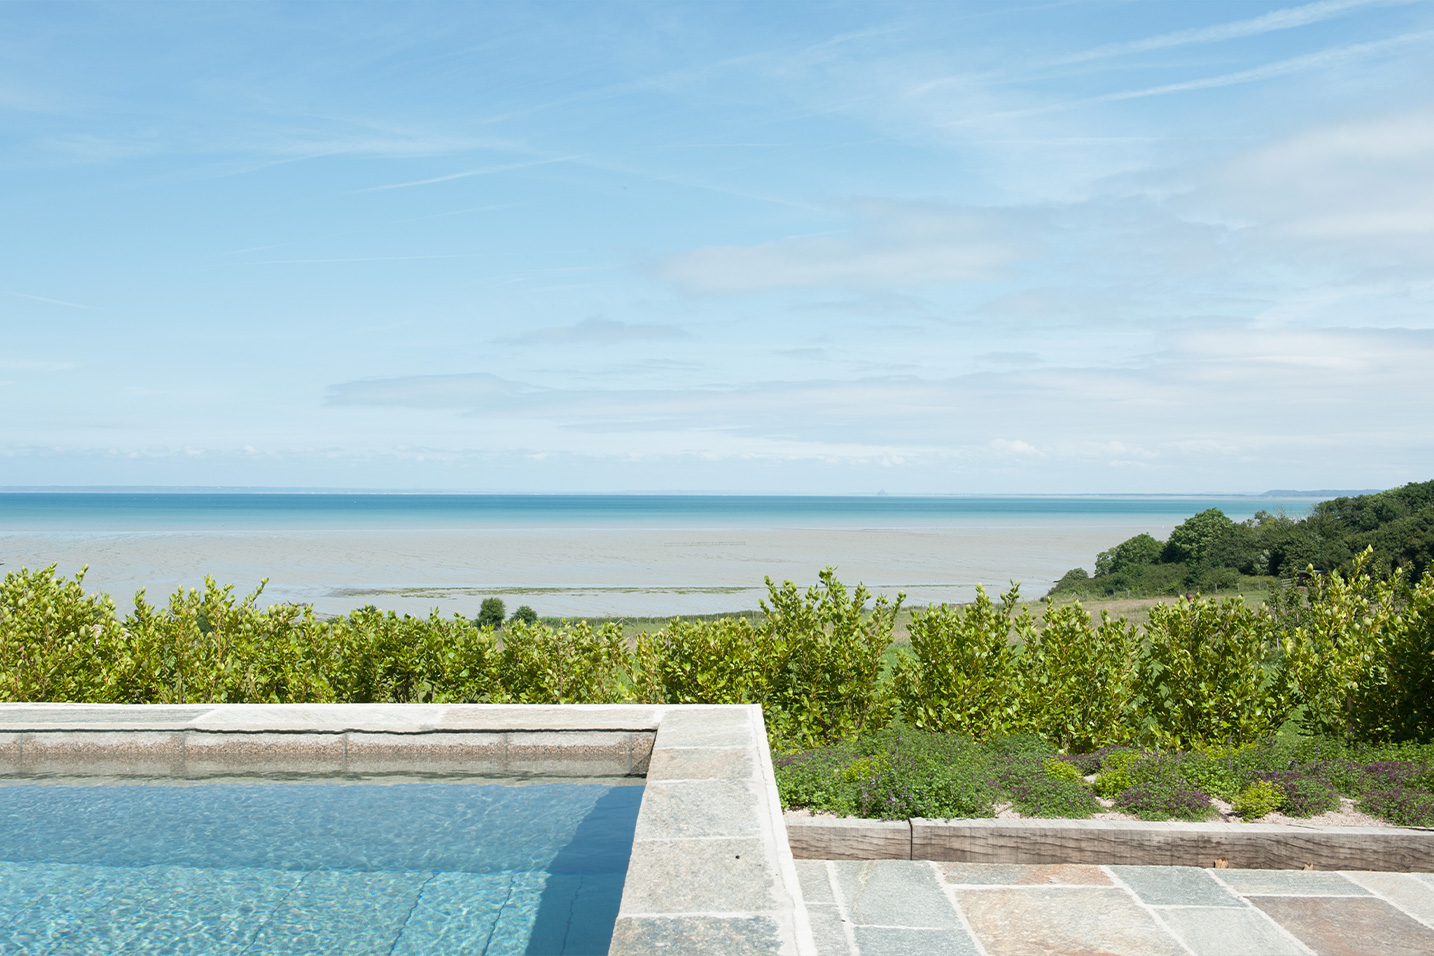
[1052, 0, 1408, 64]
[358, 156, 581, 192]
[5, 290, 99, 310]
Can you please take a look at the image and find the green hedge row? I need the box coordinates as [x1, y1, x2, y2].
[3, 554, 1433, 749]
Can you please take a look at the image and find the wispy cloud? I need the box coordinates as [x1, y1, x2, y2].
[1052, 0, 1409, 64]
[493, 318, 692, 346]
[659, 200, 1026, 293]
[5, 290, 99, 310]
[358, 155, 580, 192]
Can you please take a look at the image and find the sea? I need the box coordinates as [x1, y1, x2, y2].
[0, 493, 1327, 619]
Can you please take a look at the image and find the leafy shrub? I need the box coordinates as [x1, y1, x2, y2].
[1, 566, 127, 702]
[1016, 603, 1138, 751]
[1137, 595, 1287, 748]
[633, 617, 762, 705]
[760, 568, 902, 746]
[892, 584, 1023, 737]
[476, 597, 506, 630]
[509, 605, 539, 626]
[1045, 758, 1083, 783]
[1232, 780, 1283, 819]
[497, 619, 629, 703]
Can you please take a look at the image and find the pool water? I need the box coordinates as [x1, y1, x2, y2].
[0, 780, 643, 955]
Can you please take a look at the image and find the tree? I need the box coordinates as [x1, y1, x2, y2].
[476, 597, 506, 630]
[1095, 533, 1163, 576]
[1163, 508, 1235, 566]
[510, 605, 538, 626]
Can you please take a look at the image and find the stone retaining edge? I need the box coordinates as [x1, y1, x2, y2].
[786, 814, 1434, 872]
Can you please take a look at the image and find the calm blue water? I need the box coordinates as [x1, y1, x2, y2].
[0, 492, 1323, 531]
[0, 780, 642, 955]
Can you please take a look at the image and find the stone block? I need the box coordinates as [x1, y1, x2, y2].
[1110, 864, 1243, 906]
[505, 731, 633, 776]
[830, 860, 961, 929]
[956, 886, 1186, 956]
[0, 733, 22, 775]
[1215, 869, 1368, 897]
[343, 732, 506, 775]
[1343, 871, 1434, 923]
[938, 863, 1111, 886]
[645, 744, 752, 781]
[634, 779, 763, 841]
[853, 926, 981, 956]
[1250, 895, 1434, 956]
[609, 915, 784, 956]
[652, 707, 755, 749]
[182, 732, 345, 776]
[1155, 907, 1309, 956]
[20, 731, 184, 776]
[620, 838, 777, 915]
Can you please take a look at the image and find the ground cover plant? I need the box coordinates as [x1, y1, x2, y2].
[774, 731, 1434, 825]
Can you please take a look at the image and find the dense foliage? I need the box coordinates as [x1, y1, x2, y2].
[1050, 479, 1434, 599]
[4, 551, 1434, 753]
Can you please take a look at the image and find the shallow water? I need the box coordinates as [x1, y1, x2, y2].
[0, 493, 1323, 616]
[0, 779, 642, 955]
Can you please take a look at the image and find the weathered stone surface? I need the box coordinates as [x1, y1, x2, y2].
[939, 862, 1111, 886]
[342, 731, 506, 775]
[651, 707, 755, 748]
[505, 730, 634, 776]
[1250, 895, 1434, 956]
[830, 860, 961, 929]
[910, 818, 1434, 871]
[1155, 906, 1310, 956]
[620, 838, 778, 915]
[795, 861, 836, 905]
[1343, 870, 1434, 923]
[787, 817, 910, 861]
[20, 731, 184, 776]
[609, 915, 785, 956]
[852, 926, 981, 956]
[956, 886, 1187, 956]
[1111, 864, 1244, 906]
[645, 745, 753, 780]
[635, 779, 763, 841]
[182, 731, 346, 776]
[803, 904, 850, 956]
[0, 733, 22, 775]
[1215, 869, 1369, 897]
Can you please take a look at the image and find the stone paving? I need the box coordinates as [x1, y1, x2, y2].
[797, 860, 1434, 956]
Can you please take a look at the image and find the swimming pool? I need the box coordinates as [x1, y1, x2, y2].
[0, 778, 643, 955]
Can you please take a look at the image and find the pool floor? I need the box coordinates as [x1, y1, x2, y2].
[0, 780, 642, 956]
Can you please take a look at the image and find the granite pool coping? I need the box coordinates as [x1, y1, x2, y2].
[786, 814, 1434, 872]
[0, 702, 816, 956]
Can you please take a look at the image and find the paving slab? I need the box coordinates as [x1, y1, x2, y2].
[1215, 869, 1369, 896]
[830, 860, 962, 929]
[1341, 870, 1434, 925]
[939, 862, 1112, 886]
[1250, 895, 1434, 956]
[804, 904, 851, 956]
[955, 886, 1186, 956]
[1111, 863, 1245, 906]
[795, 860, 836, 906]
[633, 778, 763, 840]
[1154, 905, 1311, 956]
[851, 925, 981, 956]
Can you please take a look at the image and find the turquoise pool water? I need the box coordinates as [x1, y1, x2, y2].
[0, 780, 643, 955]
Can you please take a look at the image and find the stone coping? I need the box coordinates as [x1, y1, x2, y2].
[0, 703, 815, 956]
[786, 814, 1434, 872]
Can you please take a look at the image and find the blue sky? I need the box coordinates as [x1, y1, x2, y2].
[3, 1, 1432, 494]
